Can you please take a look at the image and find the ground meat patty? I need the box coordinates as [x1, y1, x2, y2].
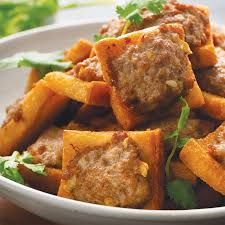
[196, 47, 225, 97]
[74, 56, 103, 81]
[111, 29, 194, 113]
[208, 123, 225, 166]
[2, 98, 23, 127]
[27, 126, 63, 168]
[100, 1, 209, 47]
[65, 136, 150, 208]
[149, 117, 216, 140]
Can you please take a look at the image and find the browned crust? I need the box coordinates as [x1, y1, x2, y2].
[58, 130, 164, 209]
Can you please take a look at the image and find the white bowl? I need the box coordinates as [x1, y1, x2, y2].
[0, 20, 225, 225]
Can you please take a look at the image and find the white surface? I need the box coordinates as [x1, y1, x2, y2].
[0, 20, 225, 225]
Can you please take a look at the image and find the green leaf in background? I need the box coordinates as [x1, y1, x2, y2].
[0, 0, 115, 38]
[94, 34, 110, 42]
[0, 151, 46, 185]
[0, 51, 72, 77]
[0, 0, 58, 38]
[167, 179, 197, 209]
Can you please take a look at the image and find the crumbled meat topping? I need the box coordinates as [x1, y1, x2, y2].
[2, 98, 24, 127]
[208, 123, 225, 166]
[110, 29, 193, 113]
[100, 1, 209, 47]
[27, 126, 63, 168]
[75, 56, 103, 81]
[65, 135, 150, 208]
[197, 47, 225, 97]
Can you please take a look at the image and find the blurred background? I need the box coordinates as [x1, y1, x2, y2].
[0, 0, 224, 39]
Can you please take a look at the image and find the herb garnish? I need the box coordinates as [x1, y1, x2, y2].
[0, 51, 72, 78]
[116, 0, 167, 34]
[165, 97, 197, 209]
[0, 151, 46, 184]
[94, 34, 110, 42]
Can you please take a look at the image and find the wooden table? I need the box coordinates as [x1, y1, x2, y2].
[0, 198, 58, 225]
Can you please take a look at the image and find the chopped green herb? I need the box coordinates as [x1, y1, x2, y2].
[116, 0, 167, 34]
[94, 34, 110, 42]
[165, 97, 190, 178]
[167, 179, 197, 209]
[0, 51, 72, 77]
[0, 151, 46, 184]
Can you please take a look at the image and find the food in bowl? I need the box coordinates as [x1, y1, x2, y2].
[0, 0, 225, 211]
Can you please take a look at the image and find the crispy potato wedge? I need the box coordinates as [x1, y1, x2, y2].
[64, 39, 93, 64]
[190, 37, 218, 69]
[58, 129, 164, 209]
[25, 69, 40, 93]
[19, 166, 62, 194]
[44, 72, 110, 107]
[180, 139, 225, 195]
[95, 24, 203, 130]
[0, 80, 68, 156]
[201, 91, 225, 120]
[170, 160, 197, 185]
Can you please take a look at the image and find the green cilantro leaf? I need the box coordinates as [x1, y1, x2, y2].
[167, 179, 197, 209]
[0, 151, 46, 185]
[116, 0, 167, 25]
[94, 34, 110, 42]
[0, 51, 72, 77]
[165, 97, 190, 178]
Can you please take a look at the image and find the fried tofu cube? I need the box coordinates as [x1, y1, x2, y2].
[170, 160, 197, 185]
[64, 39, 93, 64]
[44, 72, 110, 107]
[0, 80, 68, 156]
[180, 123, 225, 195]
[58, 129, 164, 209]
[95, 24, 203, 130]
[19, 166, 62, 194]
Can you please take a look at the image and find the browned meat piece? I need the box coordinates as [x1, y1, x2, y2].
[100, 1, 209, 47]
[208, 123, 225, 166]
[2, 98, 23, 127]
[197, 47, 225, 97]
[65, 136, 150, 208]
[27, 126, 63, 168]
[212, 25, 225, 50]
[110, 30, 194, 113]
[100, 18, 125, 37]
[75, 56, 103, 81]
[149, 117, 215, 139]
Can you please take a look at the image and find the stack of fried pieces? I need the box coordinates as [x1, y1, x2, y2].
[1, 0, 225, 210]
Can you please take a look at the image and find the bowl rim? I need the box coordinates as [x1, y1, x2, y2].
[0, 19, 224, 222]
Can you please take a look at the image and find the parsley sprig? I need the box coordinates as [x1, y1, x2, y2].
[165, 97, 197, 209]
[165, 97, 190, 178]
[116, 0, 167, 34]
[0, 51, 72, 78]
[0, 151, 46, 184]
[167, 179, 197, 209]
[94, 34, 110, 42]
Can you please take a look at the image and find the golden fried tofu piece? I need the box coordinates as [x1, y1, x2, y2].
[64, 39, 93, 64]
[19, 166, 61, 194]
[58, 129, 164, 209]
[0, 80, 68, 156]
[180, 123, 225, 195]
[170, 161, 197, 185]
[95, 24, 204, 130]
[44, 72, 110, 107]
